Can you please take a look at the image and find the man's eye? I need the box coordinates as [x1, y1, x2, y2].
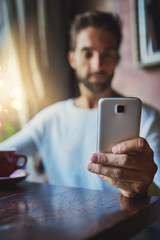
[102, 51, 117, 60]
[85, 52, 93, 59]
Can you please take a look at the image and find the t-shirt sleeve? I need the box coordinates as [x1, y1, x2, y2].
[0, 124, 37, 156]
[0, 109, 47, 156]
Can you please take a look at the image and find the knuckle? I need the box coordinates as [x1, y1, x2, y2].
[98, 153, 102, 162]
[138, 137, 146, 151]
[113, 169, 122, 179]
[148, 160, 157, 176]
[99, 153, 107, 164]
[98, 165, 104, 175]
[144, 170, 155, 185]
[101, 153, 107, 163]
[153, 162, 158, 174]
[121, 154, 129, 165]
[150, 148, 154, 158]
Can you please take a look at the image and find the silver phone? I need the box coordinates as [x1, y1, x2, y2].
[97, 97, 142, 153]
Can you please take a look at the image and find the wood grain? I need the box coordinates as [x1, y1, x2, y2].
[0, 182, 160, 240]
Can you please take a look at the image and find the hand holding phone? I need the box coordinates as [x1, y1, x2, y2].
[88, 97, 157, 198]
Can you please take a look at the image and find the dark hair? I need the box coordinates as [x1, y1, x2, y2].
[69, 10, 122, 50]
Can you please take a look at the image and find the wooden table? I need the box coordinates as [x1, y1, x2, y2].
[0, 182, 160, 240]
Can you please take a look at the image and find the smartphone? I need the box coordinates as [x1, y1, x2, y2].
[97, 97, 142, 153]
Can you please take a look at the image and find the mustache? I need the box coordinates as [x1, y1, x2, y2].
[87, 71, 107, 77]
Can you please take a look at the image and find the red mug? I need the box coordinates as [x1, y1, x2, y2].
[0, 149, 27, 177]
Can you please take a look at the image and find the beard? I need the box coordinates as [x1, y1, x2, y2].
[75, 71, 114, 94]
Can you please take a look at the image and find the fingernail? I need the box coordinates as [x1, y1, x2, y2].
[92, 153, 98, 163]
[112, 144, 120, 153]
[88, 163, 93, 171]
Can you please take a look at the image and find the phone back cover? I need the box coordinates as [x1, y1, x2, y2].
[97, 98, 142, 153]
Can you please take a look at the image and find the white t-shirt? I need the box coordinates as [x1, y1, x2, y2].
[1, 98, 160, 193]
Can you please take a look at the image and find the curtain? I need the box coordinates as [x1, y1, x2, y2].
[0, 0, 78, 125]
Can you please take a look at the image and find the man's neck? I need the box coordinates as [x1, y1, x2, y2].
[74, 87, 121, 109]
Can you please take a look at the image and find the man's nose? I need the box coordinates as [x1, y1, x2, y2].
[91, 54, 103, 71]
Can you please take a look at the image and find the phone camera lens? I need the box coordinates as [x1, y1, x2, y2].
[117, 105, 124, 113]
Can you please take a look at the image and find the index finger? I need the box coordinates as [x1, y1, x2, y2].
[90, 152, 152, 171]
[112, 137, 152, 155]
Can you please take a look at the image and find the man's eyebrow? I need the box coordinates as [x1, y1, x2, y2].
[102, 47, 117, 51]
[80, 47, 117, 52]
[80, 47, 94, 52]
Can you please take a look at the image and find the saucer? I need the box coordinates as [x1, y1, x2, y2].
[0, 170, 29, 186]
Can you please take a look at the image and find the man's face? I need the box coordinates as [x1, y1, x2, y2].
[68, 27, 119, 94]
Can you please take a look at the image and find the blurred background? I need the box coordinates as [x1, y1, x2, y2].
[0, 0, 160, 181]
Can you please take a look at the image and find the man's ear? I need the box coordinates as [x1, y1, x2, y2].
[67, 50, 76, 69]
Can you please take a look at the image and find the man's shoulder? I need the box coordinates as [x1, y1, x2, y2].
[142, 102, 160, 116]
[40, 98, 74, 115]
[29, 98, 74, 125]
[140, 102, 160, 144]
[141, 102, 160, 125]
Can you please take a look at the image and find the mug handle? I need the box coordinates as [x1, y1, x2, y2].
[15, 154, 27, 169]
